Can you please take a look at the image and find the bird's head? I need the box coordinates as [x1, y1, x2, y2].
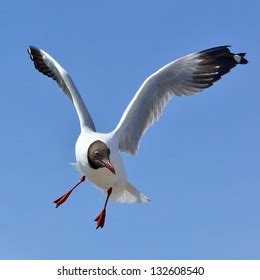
[87, 140, 115, 174]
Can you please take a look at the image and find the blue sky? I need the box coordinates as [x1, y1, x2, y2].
[0, 0, 259, 259]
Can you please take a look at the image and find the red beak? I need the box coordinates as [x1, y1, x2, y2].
[101, 159, 116, 175]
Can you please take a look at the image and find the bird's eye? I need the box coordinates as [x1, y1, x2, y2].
[94, 151, 99, 157]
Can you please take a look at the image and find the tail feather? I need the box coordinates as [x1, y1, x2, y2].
[113, 181, 150, 204]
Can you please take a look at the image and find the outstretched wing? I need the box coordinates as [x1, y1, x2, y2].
[28, 46, 96, 132]
[114, 46, 247, 154]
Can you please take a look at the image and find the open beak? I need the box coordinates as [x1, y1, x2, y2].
[101, 159, 116, 175]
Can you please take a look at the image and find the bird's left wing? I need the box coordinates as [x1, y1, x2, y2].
[28, 46, 96, 132]
[113, 46, 247, 154]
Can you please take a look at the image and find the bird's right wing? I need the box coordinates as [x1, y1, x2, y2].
[28, 46, 96, 132]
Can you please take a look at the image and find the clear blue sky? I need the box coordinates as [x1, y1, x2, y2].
[0, 0, 259, 259]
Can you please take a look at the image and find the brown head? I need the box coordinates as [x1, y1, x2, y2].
[87, 140, 115, 174]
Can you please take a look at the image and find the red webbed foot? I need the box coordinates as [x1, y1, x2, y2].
[94, 208, 106, 229]
[53, 176, 85, 208]
[94, 187, 112, 229]
[54, 190, 73, 208]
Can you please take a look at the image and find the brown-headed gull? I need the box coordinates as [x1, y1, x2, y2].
[27, 45, 247, 229]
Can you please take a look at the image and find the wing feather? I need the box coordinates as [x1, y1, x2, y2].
[114, 46, 248, 154]
[28, 46, 96, 132]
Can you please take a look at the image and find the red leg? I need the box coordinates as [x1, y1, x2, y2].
[94, 187, 112, 229]
[54, 176, 86, 208]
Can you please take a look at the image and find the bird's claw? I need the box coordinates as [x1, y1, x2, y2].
[94, 208, 106, 229]
[54, 190, 73, 208]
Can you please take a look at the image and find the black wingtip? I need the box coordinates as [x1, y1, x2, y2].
[236, 52, 248, 64]
[27, 45, 35, 52]
[27, 46, 33, 59]
[198, 45, 232, 55]
[27, 46, 40, 61]
[27, 46, 56, 79]
[27, 45, 38, 51]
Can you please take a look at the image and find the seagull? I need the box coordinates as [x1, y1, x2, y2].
[27, 45, 247, 229]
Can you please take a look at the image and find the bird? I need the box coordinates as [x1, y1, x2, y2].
[27, 45, 247, 229]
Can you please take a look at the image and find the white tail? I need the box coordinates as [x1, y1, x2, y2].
[112, 181, 150, 204]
